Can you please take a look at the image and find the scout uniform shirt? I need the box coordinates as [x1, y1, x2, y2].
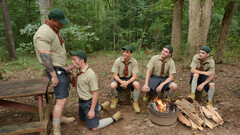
[33, 24, 68, 69]
[111, 56, 139, 78]
[190, 54, 215, 75]
[147, 55, 176, 77]
[75, 64, 98, 101]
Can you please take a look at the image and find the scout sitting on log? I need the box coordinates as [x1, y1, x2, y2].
[68, 50, 122, 130]
[110, 45, 141, 113]
[187, 45, 215, 106]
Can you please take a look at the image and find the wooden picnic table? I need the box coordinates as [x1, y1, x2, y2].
[0, 78, 53, 135]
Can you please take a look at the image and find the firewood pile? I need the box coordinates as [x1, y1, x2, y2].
[175, 99, 224, 131]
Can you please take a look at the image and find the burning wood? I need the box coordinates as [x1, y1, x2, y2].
[175, 99, 224, 131]
[152, 98, 176, 113]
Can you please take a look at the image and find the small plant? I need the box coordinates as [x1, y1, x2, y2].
[16, 42, 35, 54]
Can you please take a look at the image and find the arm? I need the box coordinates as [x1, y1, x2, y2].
[156, 74, 174, 92]
[121, 73, 137, 87]
[66, 65, 75, 84]
[142, 68, 152, 92]
[113, 73, 123, 84]
[88, 90, 98, 119]
[39, 50, 58, 87]
[191, 68, 212, 76]
[197, 75, 214, 91]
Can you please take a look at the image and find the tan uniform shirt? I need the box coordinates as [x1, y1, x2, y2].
[147, 55, 176, 77]
[75, 64, 98, 101]
[111, 56, 139, 78]
[190, 54, 215, 75]
[33, 24, 68, 69]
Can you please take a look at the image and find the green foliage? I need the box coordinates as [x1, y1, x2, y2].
[20, 23, 40, 37]
[16, 42, 35, 54]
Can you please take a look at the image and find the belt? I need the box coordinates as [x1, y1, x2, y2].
[79, 98, 92, 102]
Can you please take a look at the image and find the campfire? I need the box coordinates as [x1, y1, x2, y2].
[152, 98, 176, 113]
[148, 97, 179, 126]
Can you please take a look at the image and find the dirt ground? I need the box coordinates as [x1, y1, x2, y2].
[0, 53, 240, 135]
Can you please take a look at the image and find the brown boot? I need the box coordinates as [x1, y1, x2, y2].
[133, 100, 140, 113]
[101, 101, 110, 110]
[110, 97, 118, 109]
[52, 123, 61, 135]
[112, 111, 123, 121]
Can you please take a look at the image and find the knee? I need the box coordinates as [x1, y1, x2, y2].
[170, 83, 178, 92]
[193, 73, 199, 78]
[209, 83, 215, 88]
[133, 82, 140, 90]
[110, 82, 118, 89]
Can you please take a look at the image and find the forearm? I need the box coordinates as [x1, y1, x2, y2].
[90, 91, 98, 112]
[127, 73, 137, 83]
[113, 73, 123, 84]
[144, 69, 151, 85]
[39, 52, 55, 75]
[161, 74, 174, 86]
[201, 75, 214, 86]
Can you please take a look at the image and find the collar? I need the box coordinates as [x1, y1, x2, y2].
[121, 56, 133, 63]
[80, 64, 89, 73]
[158, 55, 170, 62]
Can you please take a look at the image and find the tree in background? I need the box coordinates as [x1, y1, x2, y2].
[185, 0, 215, 66]
[215, 1, 236, 64]
[39, 0, 53, 24]
[1, 0, 16, 59]
[171, 0, 183, 61]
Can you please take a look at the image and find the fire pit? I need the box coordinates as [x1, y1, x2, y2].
[148, 98, 179, 126]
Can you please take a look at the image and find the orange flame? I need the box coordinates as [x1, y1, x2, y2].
[153, 98, 169, 112]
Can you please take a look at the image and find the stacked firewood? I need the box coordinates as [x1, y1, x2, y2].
[175, 99, 224, 131]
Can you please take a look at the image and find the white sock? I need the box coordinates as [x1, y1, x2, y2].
[98, 105, 103, 111]
[98, 117, 114, 129]
[53, 118, 60, 124]
[208, 88, 215, 101]
[112, 89, 118, 98]
[133, 89, 140, 101]
[191, 78, 198, 93]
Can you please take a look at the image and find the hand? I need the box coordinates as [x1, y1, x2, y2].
[156, 84, 163, 92]
[120, 81, 128, 88]
[204, 71, 212, 76]
[51, 75, 59, 87]
[66, 65, 75, 73]
[197, 84, 204, 91]
[88, 110, 95, 119]
[142, 84, 150, 92]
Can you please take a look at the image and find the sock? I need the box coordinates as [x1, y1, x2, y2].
[53, 118, 60, 124]
[133, 89, 140, 101]
[97, 117, 114, 129]
[208, 87, 215, 101]
[112, 89, 118, 98]
[191, 78, 198, 93]
[167, 90, 174, 98]
[98, 105, 103, 111]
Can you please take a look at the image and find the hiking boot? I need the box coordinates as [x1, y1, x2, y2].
[133, 100, 140, 113]
[52, 123, 61, 135]
[112, 111, 122, 121]
[143, 93, 149, 102]
[110, 97, 118, 109]
[101, 101, 110, 110]
[61, 116, 75, 123]
[187, 92, 195, 101]
[206, 100, 213, 107]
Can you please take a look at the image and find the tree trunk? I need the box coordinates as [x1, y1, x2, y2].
[103, 0, 108, 50]
[129, 0, 132, 43]
[113, 0, 116, 51]
[1, 0, 17, 59]
[39, 0, 53, 25]
[185, 0, 214, 67]
[171, 0, 183, 61]
[215, 1, 235, 64]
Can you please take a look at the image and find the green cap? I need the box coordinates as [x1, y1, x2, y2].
[164, 45, 173, 53]
[200, 45, 211, 53]
[70, 50, 87, 62]
[48, 8, 69, 25]
[122, 45, 134, 53]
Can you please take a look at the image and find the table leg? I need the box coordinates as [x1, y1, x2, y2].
[37, 94, 44, 121]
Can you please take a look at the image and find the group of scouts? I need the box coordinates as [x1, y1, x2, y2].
[33, 9, 216, 135]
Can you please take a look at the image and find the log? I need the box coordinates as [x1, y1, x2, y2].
[181, 107, 204, 127]
[194, 101, 206, 128]
[177, 113, 191, 127]
[175, 100, 196, 113]
[202, 106, 212, 118]
[182, 99, 194, 108]
[205, 106, 221, 124]
[204, 118, 215, 129]
[206, 105, 224, 125]
[189, 118, 198, 130]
